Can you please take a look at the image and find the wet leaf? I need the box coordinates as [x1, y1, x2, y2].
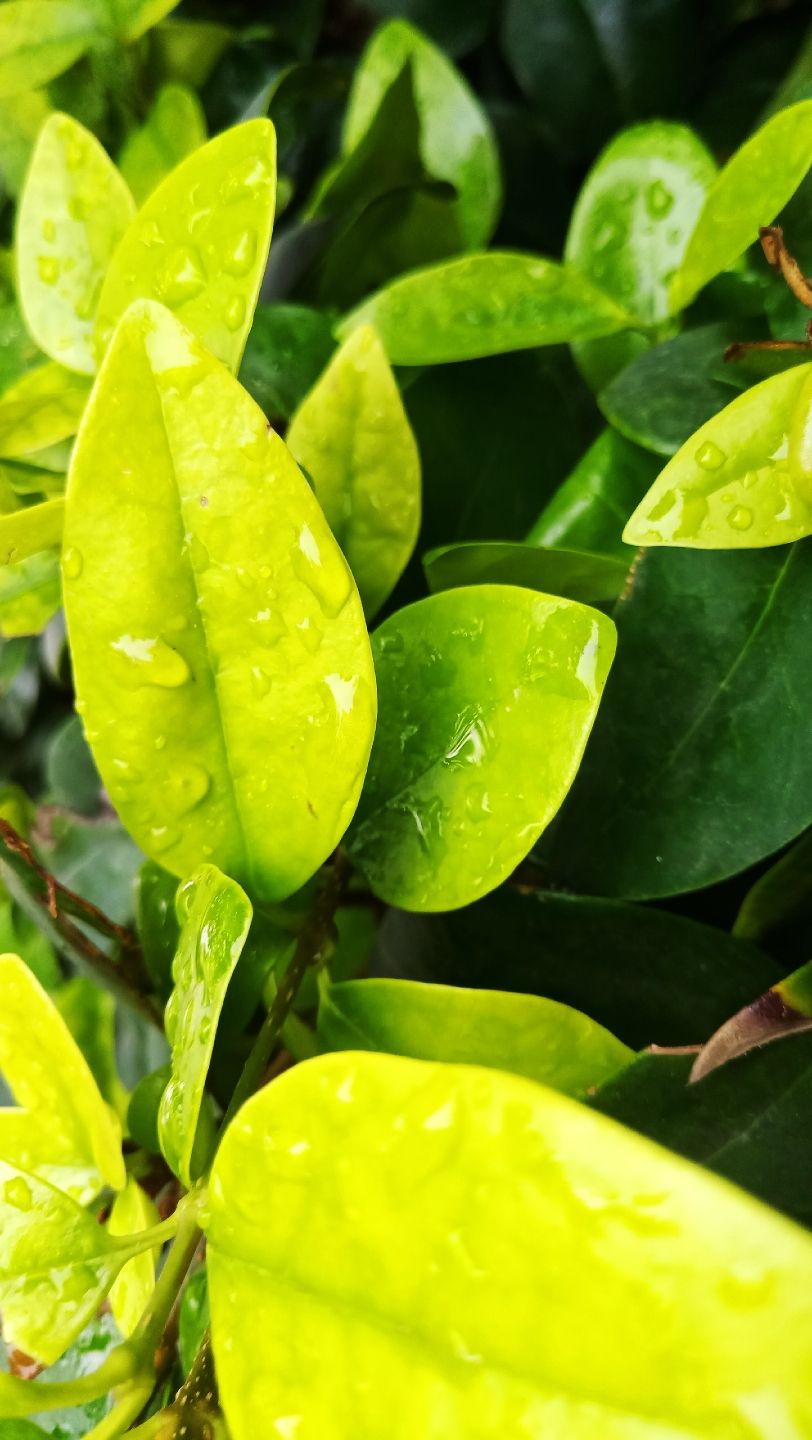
[178, 1264, 209, 1376]
[0, 4, 98, 99]
[346, 585, 615, 910]
[17, 113, 135, 375]
[624, 363, 812, 547]
[424, 541, 628, 605]
[118, 82, 206, 204]
[288, 325, 420, 617]
[0, 953, 124, 1203]
[158, 865, 252, 1187]
[63, 301, 376, 900]
[339, 252, 634, 366]
[0, 364, 90, 458]
[670, 99, 812, 311]
[136, 860, 179, 997]
[208, 1050, 812, 1439]
[95, 119, 276, 374]
[528, 428, 659, 558]
[108, 1178, 159, 1338]
[318, 976, 632, 1092]
[0, 499, 65, 567]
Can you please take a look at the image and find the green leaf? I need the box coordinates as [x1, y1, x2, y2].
[136, 860, 179, 996]
[55, 977, 125, 1115]
[238, 303, 336, 422]
[734, 827, 812, 946]
[624, 363, 812, 548]
[0, 500, 64, 567]
[0, 299, 42, 398]
[101, 0, 180, 43]
[670, 99, 812, 312]
[346, 586, 615, 910]
[318, 977, 633, 1092]
[178, 1263, 209, 1376]
[0, 364, 90, 458]
[208, 1050, 812, 1439]
[118, 82, 206, 205]
[94, 120, 276, 375]
[45, 713, 101, 814]
[542, 543, 812, 898]
[158, 864, 252, 1187]
[0, 552, 61, 638]
[35, 812, 141, 926]
[341, 19, 500, 247]
[16, 114, 135, 376]
[340, 253, 634, 366]
[690, 957, 812, 1084]
[0, 89, 50, 197]
[0, 892, 59, 991]
[63, 301, 376, 901]
[288, 325, 420, 617]
[0, 952, 124, 1203]
[528, 428, 659, 559]
[0, 4, 98, 100]
[378, 888, 780, 1050]
[424, 541, 628, 606]
[107, 1178, 159, 1338]
[151, 18, 232, 89]
[0, 1320, 135, 1418]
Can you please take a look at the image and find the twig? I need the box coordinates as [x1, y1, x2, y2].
[725, 225, 812, 362]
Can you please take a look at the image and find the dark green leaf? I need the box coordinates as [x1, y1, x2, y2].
[423, 541, 628, 605]
[528, 427, 659, 558]
[734, 827, 812, 947]
[238, 303, 336, 423]
[44, 714, 100, 815]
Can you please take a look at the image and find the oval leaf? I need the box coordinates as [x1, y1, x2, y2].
[287, 325, 421, 617]
[339, 253, 634, 366]
[0, 497, 64, 567]
[624, 363, 812, 547]
[94, 119, 276, 374]
[63, 300, 376, 900]
[159, 865, 252, 1188]
[208, 1051, 812, 1439]
[318, 977, 632, 1092]
[17, 113, 135, 375]
[0, 550, 61, 637]
[528, 427, 659, 558]
[107, 1177, 160, 1338]
[670, 99, 812, 312]
[0, 3, 97, 99]
[423, 540, 628, 605]
[0, 362, 90, 457]
[118, 82, 207, 205]
[346, 585, 615, 910]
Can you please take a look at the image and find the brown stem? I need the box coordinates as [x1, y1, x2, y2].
[725, 226, 812, 363]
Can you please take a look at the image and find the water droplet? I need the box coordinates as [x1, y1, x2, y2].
[165, 762, 210, 817]
[3, 1176, 32, 1211]
[41, 218, 56, 242]
[222, 155, 270, 204]
[186, 533, 210, 572]
[158, 246, 207, 307]
[594, 220, 621, 252]
[728, 504, 753, 531]
[645, 179, 674, 218]
[251, 665, 272, 697]
[223, 229, 257, 277]
[296, 615, 323, 654]
[74, 276, 102, 322]
[719, 1262, 774, 1310]
[63, 134, 84, 171]
[37, 256, 60, 285]
[155, 734, 167, 751]
[225, 295, 246, 332]
[150, 824, 179, 854]
[67, 194, 86, 222]
[293, 524, 352, 618]
[111, 634, 191, 688]
[62, 546, 83, 580]
[695, 440, 725, 471]
[198, 1015, 213, 1045]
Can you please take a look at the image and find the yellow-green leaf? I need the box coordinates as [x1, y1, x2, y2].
[0, 3, 98, 99]
[208, 1052, 812, 1440]
[118, 82, 207, 205]
[0, 496, 64, 565]
[95, 119, 276, 375]
[63, 300, 376, 900]
[0, 89, 51, 196]
[0, 952, 125, 1203]
[16, 113, 135, 374]
[287, 325, 420, 617]
[0, 362, 90, 456]
[108, 1177, 160, 1338]
[101, 0, 180, 42]
[0, 549, 61, 636]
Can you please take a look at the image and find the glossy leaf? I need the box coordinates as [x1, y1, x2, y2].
[528, 428, 659, 558]
[377, 889, 780, 1050]
[94, 119, 276, 375]
[238, 303, 336, 422]
[0, 552, 61, 638]
[0, 953, 124, 1203]
[288, 325, 420, 617]
[670, 99, 812, 312]
[16, 114, 135, 375]
[341, 19, 500, 247]
[339, 253, 634, 366]
[208, 1050, 812, 1440]
[107, 1178, 159, 1338]
[136, 860, 180, 996]
[346, 586, 615, 911]
[0, 364, 90, 458]
[158, 865, 252, 1187]
[318, 977, 632, 1092]
[63, 301, 376, 900]
[0, 500, 64, 568]
[424, 541, 628, 605]
[118, 82, 206, 205]
[734, 827, 812, 946]
[624, 364, 812, 547]
[0, 4, 97, 99]
[0, 1315, 135, 1419]
[542, 543, 812, 898]
[178, 1264, 209, 1376]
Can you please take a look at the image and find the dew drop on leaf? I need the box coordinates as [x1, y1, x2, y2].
[37, 256, 60, 285]
[3, 1176, 32, 1212]
[728, 505, 754, 531]
[111, 634, 191, 688]
[645, 179, 674, 218]
[695, 440, 726, 471]
[223, 230, 257, 277]
[62, 546, 84, 580]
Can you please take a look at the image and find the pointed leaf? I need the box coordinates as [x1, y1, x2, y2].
[318, 977, 632, 1092]
[346, 585, 615, 910]
[208, 1051, 812, 1439]
[734, 827, 812, 945]
[118, 82, 206, 205]
[339, 253, 634, 366]
[423, 541, 628, 605]
[238, 302, 336, 422]
[17, 114, 135, 375]
[0, 499, 64, 567]
[528, 428, 659, 559]
[108, 1177, 159, 1338]
[624, 364, 812, 547]
[287, 326, 420, 617]
[0, 953, 124, 1203]
[94, 120, 276, 374]
[0, 363, 90, 457]
[63, 301, 376, 899]
[690, 959, 812, 1084]
[670, 100, 812, 312]
[101, 0, 180, 43]
[0, 4, 98, 99]
[158, 865, 251, 1187]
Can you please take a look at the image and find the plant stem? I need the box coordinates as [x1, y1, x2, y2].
[82, 1377, 156, 1440]
[221, 851, 349, 1130]
[134, 1198, 203, 1363]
